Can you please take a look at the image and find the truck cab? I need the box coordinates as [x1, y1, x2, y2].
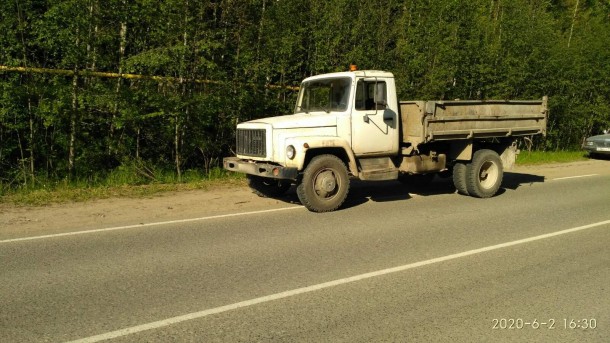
[227, 70, 398, 172]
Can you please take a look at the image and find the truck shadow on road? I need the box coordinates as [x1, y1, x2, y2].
[274, 178, 454, 210]
[341, 172, 545, 208]
[341, 180, 418, 209]
[274, 180, 419, 209]
[502, 172, 546, 190]
[273, 172, 545, 210]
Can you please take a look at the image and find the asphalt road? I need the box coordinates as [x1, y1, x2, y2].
[1, 170, 609, 342]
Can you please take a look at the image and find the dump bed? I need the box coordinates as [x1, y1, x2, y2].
[400, 97, 548, 147]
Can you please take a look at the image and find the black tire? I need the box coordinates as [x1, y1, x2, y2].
[247, 175, 291, 198]
[465, 149, 503, 198]
[296, 154, 350, 212]
[452, 162, 469, 195]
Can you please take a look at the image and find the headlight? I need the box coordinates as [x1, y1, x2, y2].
[585, 141, 594, 146]
[286, 145, 296, 160]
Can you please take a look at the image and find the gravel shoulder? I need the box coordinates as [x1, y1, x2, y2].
[1, 159, 608, 240]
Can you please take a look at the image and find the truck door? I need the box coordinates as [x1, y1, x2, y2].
[351, 78, 398, 156]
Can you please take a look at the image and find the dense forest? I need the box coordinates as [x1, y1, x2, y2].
[1, 0, 609, 189]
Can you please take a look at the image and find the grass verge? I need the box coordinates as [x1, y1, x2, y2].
[0, 167, 246, 206]
[516, 150, 589, 165]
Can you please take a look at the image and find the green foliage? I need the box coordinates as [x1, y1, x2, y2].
[516, 150, 589, 165]
[1, 0, 609, 195]
[0, 166, 246, 205]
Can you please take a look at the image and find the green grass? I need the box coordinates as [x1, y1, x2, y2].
[516, 150, 589, 165]
[0, 167, 246, 206]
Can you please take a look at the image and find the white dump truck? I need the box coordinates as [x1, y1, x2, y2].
[224, 69, 547, 212]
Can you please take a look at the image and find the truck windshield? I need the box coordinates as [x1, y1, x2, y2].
[295, 77, 351, 113]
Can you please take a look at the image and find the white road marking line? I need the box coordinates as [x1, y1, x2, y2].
[552, 174, 598, 181]
[0, 206, 303, 244]
[66, 219, 610, 343]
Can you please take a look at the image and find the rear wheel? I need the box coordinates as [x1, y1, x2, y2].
[247, 175, 291, 198]
[452, 162, 469, 195]
[296, 154, 350, 212]
[465, 149, 503, 198]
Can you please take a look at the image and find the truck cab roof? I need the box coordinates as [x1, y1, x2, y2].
[303, 70, 394, 82]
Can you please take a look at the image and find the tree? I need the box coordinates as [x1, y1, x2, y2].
[1, 0, 609, 191]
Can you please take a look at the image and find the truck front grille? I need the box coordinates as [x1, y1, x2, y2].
[236, 129, 267, 157]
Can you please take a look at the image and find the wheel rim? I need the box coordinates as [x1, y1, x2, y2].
[313, 168, 339, 199]
[478, 161, 499, 189]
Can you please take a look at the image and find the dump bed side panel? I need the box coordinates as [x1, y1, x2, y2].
[400, 98, 547, 147]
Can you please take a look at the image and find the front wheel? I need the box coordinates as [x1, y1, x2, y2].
[296, 154, 350, 212]
[247, 175, 291, 198]
[465, 149, 503, 198]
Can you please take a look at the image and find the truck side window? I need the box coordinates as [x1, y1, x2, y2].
[355, 80, 387, 111]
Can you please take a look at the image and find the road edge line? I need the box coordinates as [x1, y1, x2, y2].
[0, 206, 303, 244]
[552, 174, 598, 181]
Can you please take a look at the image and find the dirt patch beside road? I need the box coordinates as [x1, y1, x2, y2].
[0, 184, 299, 240]
[1, 159, 608, 240]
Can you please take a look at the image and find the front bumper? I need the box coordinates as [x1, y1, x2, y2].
[583, 144, 610, 155]
[223, 157, 299, 180]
